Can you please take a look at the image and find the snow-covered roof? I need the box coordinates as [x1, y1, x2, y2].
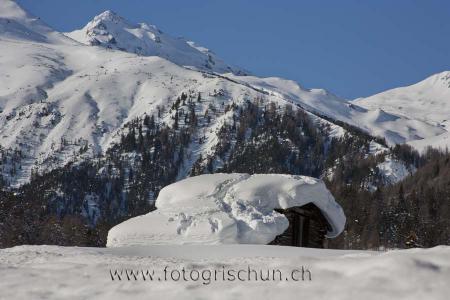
[107, 174, 346, 247]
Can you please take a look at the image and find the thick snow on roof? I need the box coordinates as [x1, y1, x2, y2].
[107, 173, 346, 247]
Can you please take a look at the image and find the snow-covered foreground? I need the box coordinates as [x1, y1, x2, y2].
[0, 245, 448, 300]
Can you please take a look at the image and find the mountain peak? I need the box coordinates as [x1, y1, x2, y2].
[66, 11, 248, 75]
[402, 70, 450, 91]
[0, 0, 69, 43]
[354, 70, 450, 143]
[95, 10, 121, 21]
[90, 10, 136, 28]
[0, 0, 29, 19]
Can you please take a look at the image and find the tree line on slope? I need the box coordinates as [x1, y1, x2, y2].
[327, 147, 449, 249]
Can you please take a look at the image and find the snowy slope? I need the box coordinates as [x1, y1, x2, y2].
[227, 74, 446, 146]
[377, 156, 416, 184]
[354, 71, 450, 151]
[107, 174, 345, 247]
[65, 10, 247, 75]
[0, 245, 449, 300]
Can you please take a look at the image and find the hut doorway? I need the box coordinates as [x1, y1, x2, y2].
[269, 203, 330, 248]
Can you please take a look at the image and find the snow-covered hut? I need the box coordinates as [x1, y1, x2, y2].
[107, 174, 346, 248]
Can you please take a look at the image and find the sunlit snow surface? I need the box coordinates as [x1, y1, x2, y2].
[355, 71, 450, 152]
[107, 174, 346, 247]
[0, 245, 449, 300]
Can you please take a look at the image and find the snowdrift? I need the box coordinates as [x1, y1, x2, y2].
[1, 245, 449, 300]
[107, 173, 346, 247]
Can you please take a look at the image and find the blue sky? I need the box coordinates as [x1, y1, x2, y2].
[17, 0, 450, 99]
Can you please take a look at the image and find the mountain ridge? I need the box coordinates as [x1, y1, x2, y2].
[65, 9, 248, 75]
[354, 70, 450, 151]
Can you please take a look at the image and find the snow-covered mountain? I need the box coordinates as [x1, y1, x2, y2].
[0, 0, 445, 187]
[64, 8, 449, 148]
[354, 71, 450, 151]
[225, 74, 445, 146]
[65, 10, 248, 75]
[0, 0, 258, 186]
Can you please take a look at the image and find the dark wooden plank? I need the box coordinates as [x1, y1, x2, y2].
[269, 204, 329, 248]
